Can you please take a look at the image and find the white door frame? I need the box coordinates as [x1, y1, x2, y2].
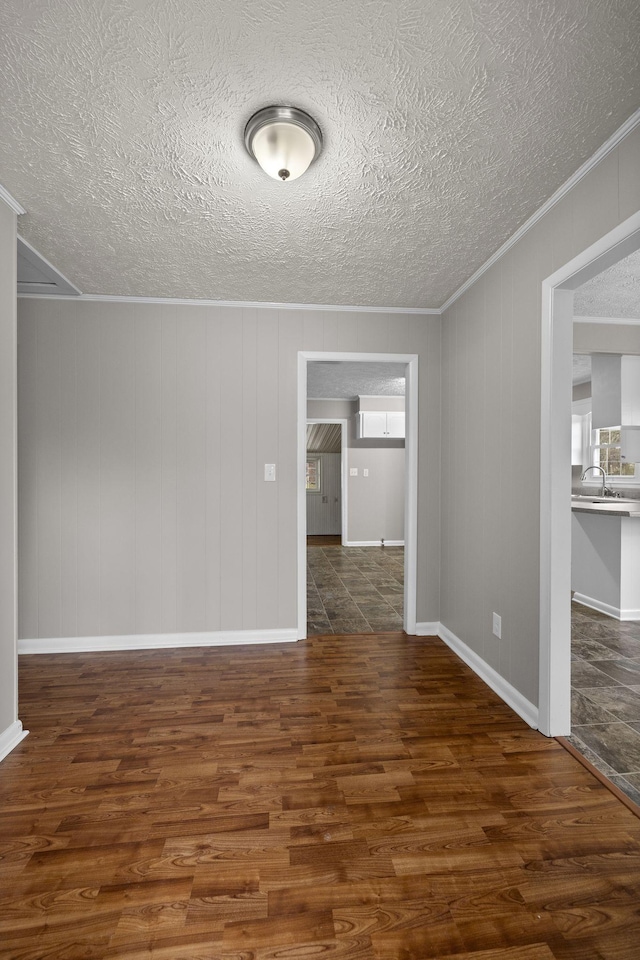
[539, 210, 640, 736]
[298, 351, 419, 639]
[306, 419, 349, 542]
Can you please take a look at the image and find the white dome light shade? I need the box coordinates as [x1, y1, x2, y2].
[244, 106, 322, 182]
[251, 122, 315, 181]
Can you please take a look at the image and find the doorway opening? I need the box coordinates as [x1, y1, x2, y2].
[298, 351, 419, 639]
[539, 210, 640, 738]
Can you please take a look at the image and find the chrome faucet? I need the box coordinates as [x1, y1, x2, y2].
[580, 465, 606, 496]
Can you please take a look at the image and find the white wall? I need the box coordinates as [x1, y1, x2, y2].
[440, 122, 640, 708]
[18, 303, 441, 644]
[0, 196, 22, 758]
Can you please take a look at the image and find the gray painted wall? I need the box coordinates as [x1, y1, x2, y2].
[18, 304, 440, 639]
[307, 398, 405, 543]
[440, 123, 640, 707]
[0, 199, 18, 741]
[306, 452, 341, 535]
[574, 322, 640, 354]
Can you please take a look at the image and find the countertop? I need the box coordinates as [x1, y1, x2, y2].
[571, 496, 640, 517]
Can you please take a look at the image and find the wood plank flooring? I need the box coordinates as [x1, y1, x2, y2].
[3, 633, 640, 959]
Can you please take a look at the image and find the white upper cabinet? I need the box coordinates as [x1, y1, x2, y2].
[357, 411, 405, 439]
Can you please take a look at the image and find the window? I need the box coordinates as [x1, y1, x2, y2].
[591, 427, 636, 478]
[306, 456, 321, 492]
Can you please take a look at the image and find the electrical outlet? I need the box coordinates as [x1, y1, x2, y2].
[492, 612, 502, 639]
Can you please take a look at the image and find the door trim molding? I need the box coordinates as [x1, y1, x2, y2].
[539, 210, 640, 736]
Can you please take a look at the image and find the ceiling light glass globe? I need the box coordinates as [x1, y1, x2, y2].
[251, 122, 316, 181]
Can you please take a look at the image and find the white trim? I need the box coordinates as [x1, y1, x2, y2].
[343, 540, 405, 547]
[17, 235, 82, 297]
[0, 184, 25, 215]
[573, 593, 640, 622]
[19, 628, 298, 654]
[306, 418, 349, 541]
[403, 356, 418, 636]
[0, 721, 28, 762]
[414, 622, 538, 727]
[441, 109, 640, 313]
[356, 395, 406, 401]
[298, 352, 419, 639]
[540, 210, 640, 738]
[18, 292, 438, 315]
[439, 625, 539, 730]
[574, 316, 640, 325]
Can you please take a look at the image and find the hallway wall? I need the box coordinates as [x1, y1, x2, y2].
[17, 303, 441, 643]
[307, 398, 405, 544]
[440, 123, 640, 707]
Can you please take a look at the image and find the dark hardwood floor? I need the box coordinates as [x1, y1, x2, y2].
[3, 633, 640, 959]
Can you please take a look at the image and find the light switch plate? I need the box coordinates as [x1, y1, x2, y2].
[363, 468, 369, 477]
[264, 464, 276, 481]
[350, 467, 358, 476]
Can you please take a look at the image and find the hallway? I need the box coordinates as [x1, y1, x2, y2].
[307, 540, 404, 635]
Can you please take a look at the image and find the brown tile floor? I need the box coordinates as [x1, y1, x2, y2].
[569, 601, 640, 806]
[307, 540, 404, 635]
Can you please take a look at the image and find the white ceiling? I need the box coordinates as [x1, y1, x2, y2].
[2, 1, 639, 309]
[308, 361, 406, 399]
[572, 354, 592, 385]
[574, 249, 640, 320]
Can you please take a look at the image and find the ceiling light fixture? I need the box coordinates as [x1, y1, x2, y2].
[244, 106, 322, 182]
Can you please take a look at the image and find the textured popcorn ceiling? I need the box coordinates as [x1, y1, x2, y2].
[308, 361, 406, 399]
[572, 355, 592, 385]
[1, 1, 639, 308]
[574, 250, 640, 320]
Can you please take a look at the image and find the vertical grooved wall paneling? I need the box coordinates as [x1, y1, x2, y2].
[440, 127, 640, 707]
[17, 303, 441, 644]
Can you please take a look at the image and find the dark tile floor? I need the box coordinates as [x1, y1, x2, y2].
[569, 602, 640, 806]
[307, 540, 404, 635]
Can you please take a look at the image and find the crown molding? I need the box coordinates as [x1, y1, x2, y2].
[440, 108, 640, 314]
[0, 184, 25, 215]
[17, 292, 439, 315]
[574, 315, 640, 325]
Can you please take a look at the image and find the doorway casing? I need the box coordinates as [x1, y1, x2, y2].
[298, 352, 419, 639]
[539, 210, 640, 737]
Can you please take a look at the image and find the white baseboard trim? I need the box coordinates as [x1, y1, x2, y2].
[19, 628, 299, 655]
[0, 721, 29, 762]
[413, 621, 538, 728]
[572, 593, 640, 621]
[343, 540, 405, 547]
[438, 624, 539, 730]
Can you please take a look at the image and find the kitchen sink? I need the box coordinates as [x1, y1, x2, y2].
[572, 495, 638, 504]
